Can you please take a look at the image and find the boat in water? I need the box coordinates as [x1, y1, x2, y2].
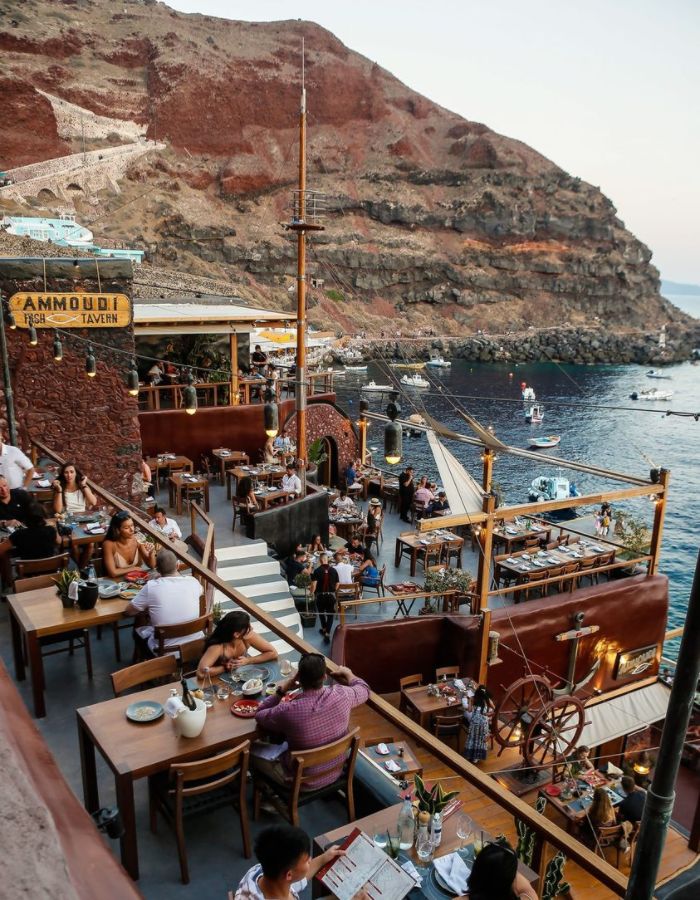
[525, 403, 544, 423]
[400, 373, 430, 388]
[404, 413, 426, 437]
[426, 354, 451, 368]
[521, 382, 536, 400]
[630, 388, 674, 401]
[529, 435, 561, 449]
[528, 475, 581, 520]
[345, 364, 368, 373]
[646, 369, 672, 379]
[391, 362, 426, 370]
[361, 380, 393, 392]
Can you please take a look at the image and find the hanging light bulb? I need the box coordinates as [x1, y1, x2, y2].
[384, 391, 402, 465]
[85, 344, 97, 377]
[8, 310, 16, 330]
[182, 369, 197, 415]
[263, 381, 279, 437]
[126, 360, 139, 396]
[28, 323, 38, 345]
[53, 332, 63, 361]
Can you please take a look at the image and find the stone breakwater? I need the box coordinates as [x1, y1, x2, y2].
[339, 324, 700, 366]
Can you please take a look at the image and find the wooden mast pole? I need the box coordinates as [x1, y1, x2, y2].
[295, 81, 308, 475]
[647, 468, 670, 575]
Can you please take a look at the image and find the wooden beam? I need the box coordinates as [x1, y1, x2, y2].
[647, 469, 670, 575]
[478, 607, 491, 684]
[475, 494, 496, 613]
[482, 447, 494, 493]
[230, 333, 239, 405]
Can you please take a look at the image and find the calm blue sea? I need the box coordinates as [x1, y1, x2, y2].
[335, 353, 700, 658]
[665, 292, 700, 319]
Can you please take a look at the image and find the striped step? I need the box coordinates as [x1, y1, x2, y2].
[215, 541, 268, 562]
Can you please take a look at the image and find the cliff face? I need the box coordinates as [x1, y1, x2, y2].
[0, 0, 681, 333]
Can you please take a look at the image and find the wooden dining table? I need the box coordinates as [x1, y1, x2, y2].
[168, 472, 210, 516]
[211, 448, 249, 484]
[252, 486, 290, 510]
[496, 540, 615, 591]
[8, 585, 130, 717]
[146, 455, 193, 494]
[493, 519, 552, 549]
[394, 530, 464, 577]
[400, 683, 464, 730]
[538, 775, 624, 835]
[77, 682, 258, 880]
[226, 464, 286, 499]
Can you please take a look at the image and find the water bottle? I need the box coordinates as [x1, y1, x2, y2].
[430, 812, 443, 848]
[86, 563, 97, 584]
[397, 796, 415, 850]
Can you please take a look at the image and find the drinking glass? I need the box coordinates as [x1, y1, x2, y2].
[416, 831, 434, 864]
[456, 813, 474, 851]
[280, 659, 292, 677]
[373, 831, 388, 849]
[217, 685, 231, 701]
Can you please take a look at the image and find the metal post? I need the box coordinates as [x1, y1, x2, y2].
[295, 87, 307, 484]
[626, 549, 700, 899]
[0, 293, 19, 446]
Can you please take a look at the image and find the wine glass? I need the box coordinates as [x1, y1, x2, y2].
[280, 659, 292, 677]
[456, 813, 474, 851]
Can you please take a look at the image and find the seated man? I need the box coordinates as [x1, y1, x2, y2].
[253, 654, 369, 789]
[9, 501, 59, 561]
[235, 824, 345, 900]
[148, 505, 182, 541]
[333, 550, 354, 585]
[344, 460, 357, 488]
[123, 548, 204, 656]
[281, 464, 302, 497]
[430, 490, 450, 515]
[332, 490, 356, 513]
[0, 474, 31, 527]
[285, 549, 311, 586]
[345, 534, 370, 561]
[618, 775, 646, 823]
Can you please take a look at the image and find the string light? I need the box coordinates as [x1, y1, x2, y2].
[8, 311, 16, 330]
[182, 369, 197, 415]
[384, 391, 402, 465]
[85, 344, 97, 377]
[126, 360, 139, 396]
[53, 332, 63, 361]
[28, 323, 38, 346]
[263, 381, 279, 437]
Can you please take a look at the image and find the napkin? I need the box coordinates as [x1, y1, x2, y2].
[85, 525, 106, 534]
[401, 860, 423, 887]
[433, 853, 471, 893]
[164, 696, 188, 719]
[384, 759, 402, 772]
[453, 679, 465, 691]
[376, 743, 391, 755]
[37, 479, 51, 487]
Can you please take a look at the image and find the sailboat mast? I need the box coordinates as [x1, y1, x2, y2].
[295, 84, 307, 470]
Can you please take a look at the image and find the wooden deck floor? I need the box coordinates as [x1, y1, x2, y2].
[350, 703, 697, 898]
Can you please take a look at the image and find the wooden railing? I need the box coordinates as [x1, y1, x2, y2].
[30, 437, 636, 896]
[338, 589, 466, 624]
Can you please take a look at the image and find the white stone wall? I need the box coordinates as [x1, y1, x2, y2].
[37, 90, 147, 143]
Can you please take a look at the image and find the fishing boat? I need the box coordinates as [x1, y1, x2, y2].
[425, 354, 451, 368]
[400, 373, 430, 388]
[361, 380, 392, 392]
[391, 361, 426, 370]
[630, 388, 674, 401]
[521, 382, 536, 400]
[404, 413, 426, 437]
[646, 369, 672, 379]
[529, 435, 561, 449]
[525, 403, 544, 423]
[344, 364, 368, 372]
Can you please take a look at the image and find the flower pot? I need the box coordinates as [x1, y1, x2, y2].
[57, 591, 75, 610]
[300, 609, 317, 629]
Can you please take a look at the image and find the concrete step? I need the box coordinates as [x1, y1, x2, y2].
[215, 541, 268, 562]
[216, 557, 279, 581]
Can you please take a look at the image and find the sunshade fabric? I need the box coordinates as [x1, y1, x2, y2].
[579, 681, 671, 748]
[425, 430, 486, 520]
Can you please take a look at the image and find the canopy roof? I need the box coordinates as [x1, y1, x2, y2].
[579, 681, 671, 748]
[133, 301, 290, 334]
[426, 429, 487, 520]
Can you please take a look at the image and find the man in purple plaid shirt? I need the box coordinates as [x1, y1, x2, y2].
[254, 653, 369, 789]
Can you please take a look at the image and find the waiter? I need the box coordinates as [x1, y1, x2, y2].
[398, 465, 415, 523]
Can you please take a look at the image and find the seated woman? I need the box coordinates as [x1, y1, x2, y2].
[103, 511, 156, 578]
[197, 610, 278, 678]
[463, 840, 538, 900]
[52, 461, 97, 516]
[574, 744, 595, 773]
[10, 501, 59, 561]
[357, 554, 380, 587]
[307, 533, 326, 554]
[587, 786, 617, 837]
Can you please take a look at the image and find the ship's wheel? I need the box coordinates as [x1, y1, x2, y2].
[523, 696, 585, 768]
[493, 675, 554, 755]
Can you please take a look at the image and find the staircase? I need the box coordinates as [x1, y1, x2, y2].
[213, 539, 303, 659]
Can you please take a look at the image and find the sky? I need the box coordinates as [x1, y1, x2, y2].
[167, 1, 700, 284]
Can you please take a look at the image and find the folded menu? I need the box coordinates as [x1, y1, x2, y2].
[317, 829, 415, 900]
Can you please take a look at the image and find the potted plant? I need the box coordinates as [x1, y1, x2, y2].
[424, 567, 476, 613]
[54, 569, 80, 609]
[613, 513, 651, 575]
[294, 572, 316, 628]
[212, 600, 224, 625]
[412, 775, 460, 834]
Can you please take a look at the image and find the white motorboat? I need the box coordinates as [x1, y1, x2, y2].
[529, 475, 581, 504]
[630, 389, 674, 401]
[426, 354, 451, 368]
[646, 369, 672, 379]
[345, 364, 368, 372]
[529, 435, 561, 449]
[400, 373, 430, 388]
[521, 383, 536, 401]
[525, 403, 544, 423]
[361, 380, 392, 392]
[404, 413, 426, 437]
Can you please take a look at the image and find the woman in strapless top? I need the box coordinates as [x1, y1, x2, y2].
[197, 610, 278, 678]
[103, 511, 156, 578]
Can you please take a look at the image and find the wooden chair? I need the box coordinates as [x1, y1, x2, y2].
[15, 552, 70, 578]
[360, 564, 386, 599]
[178, 637, 206, 676]
[442, 539, 463, 568]
[433, 713, 467, 752]
[418, 542, 443, 573]
[399, 674, 422, 717]
[516, 569, 548, 602]
[546, 565, 564, 595]
[492, 553, 515, 590]
[336, 582, 360, 619]
[597, 550, 616, 582]
[435, 665, 460, 681]
[153, 614, 210, 657]
[557, 533, 571, 546]
[13, 573, 58, 593]
[558, 562, 580, 593]
[595, 823, 632, 869]
[253, 727, 361, 827]
[110, 655, 178, 697]
[576, 556, 599, 588]
[410, 498, 427, 524]
[383, 485, 399, 514]
[522, 536, 541, 550]
[396, 532, 416, 568]
[150, 741, 251, 884]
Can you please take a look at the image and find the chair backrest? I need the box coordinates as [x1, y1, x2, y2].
[290, 727, 361, 790]
[178, 637, 206, 674]
[579, 556, 597, 570]
[523, 537, 541, 549]
[527, 570, 548, 584]
[15, 552, 70, 577]
[14, 573, 59, 593]
[170, 740, 251, 796]
[423, 543, 442, 567]
[596, 823, 624, 848]
[444, 539, 462, 554]
[336, 582, 360, 600]
[557, 534, 571, 546]
[435, 665, 460, 680]
[399, 673, 422, 691]
[111, 655, 178, 697]
[433, 713, 464, 736]
[154, 614, 211, 656]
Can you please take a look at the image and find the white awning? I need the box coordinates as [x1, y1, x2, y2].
[579, 681, 671, 748]
[426, 430, 486, 519]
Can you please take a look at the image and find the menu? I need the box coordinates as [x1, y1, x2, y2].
[318, 828, 415, 900]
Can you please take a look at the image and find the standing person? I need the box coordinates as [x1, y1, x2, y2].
[310, 553, 339, 642]
[281, 464, 302, 497]
[251, 344, 268, 372]
[52, 461, 97, 515]
[463, 685, 491, 764]
[0, 436, 34, 489]
[398, 465, 415, 523]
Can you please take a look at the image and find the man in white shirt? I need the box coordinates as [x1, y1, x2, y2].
[0, 438, 35, 489]
[281, 464, 302, 496]
[123, 549, 203, 654]
[332, 490, 356, 513]
[149, 506, 182, 540]
[333, 550, 354, 585]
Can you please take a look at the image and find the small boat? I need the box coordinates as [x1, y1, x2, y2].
[529, 435, 561, 449]
[404, 413, 426, 437]
[345, 364, 368, 372]
[528, 475, 581, 519]
[361, 380, 393, 392]
[391, 361, 426, 370]
[426, 354, 451, 368]
[521, 382, 536, 401]
[630, 389, 674, 401]
[401, 373, 430, 388]
[646, 369, 672, 379]
[525, 403, 544, 423]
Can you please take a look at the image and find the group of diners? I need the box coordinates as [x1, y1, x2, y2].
[397, 465, 450, 522]
[235, 463, 303, 524]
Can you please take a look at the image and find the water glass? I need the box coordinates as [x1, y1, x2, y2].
[280, 659, 292, 676]
[416, 831, 434, 864]
[373, 831, 388, 849]
[456, 812, 474, 850]
[217, 685, 231, 701]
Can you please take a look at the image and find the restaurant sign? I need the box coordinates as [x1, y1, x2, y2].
[614, 644, 659, 680]
[9, 292, 132, 328]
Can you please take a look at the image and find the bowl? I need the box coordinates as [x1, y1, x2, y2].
[242, 678, 263, 696]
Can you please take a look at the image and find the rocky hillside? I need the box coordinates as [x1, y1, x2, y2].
[0, 0, 688, 335]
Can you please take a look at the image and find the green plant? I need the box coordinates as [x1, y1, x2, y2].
[212, 600, 223, 624]
[614, 512, 650, 558]
[325, 288, 345, 303]
[53, 569, 79, 602]
[423, 567, 475, 596]
[308, 438, 328, 467]
[413, 774, 460, 815]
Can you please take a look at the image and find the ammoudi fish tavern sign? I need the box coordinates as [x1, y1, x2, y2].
[9, 292, 132, 328]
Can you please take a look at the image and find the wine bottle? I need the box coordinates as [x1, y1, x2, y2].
[181, 674, 196, 711]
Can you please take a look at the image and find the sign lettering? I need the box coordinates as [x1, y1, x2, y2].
[614, 644, 659, 680]
[9, 292, 131, 328]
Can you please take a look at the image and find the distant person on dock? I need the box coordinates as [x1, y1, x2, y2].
[398, 465, 415, 523]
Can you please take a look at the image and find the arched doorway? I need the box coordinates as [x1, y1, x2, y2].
[317, 436, 339, 487]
